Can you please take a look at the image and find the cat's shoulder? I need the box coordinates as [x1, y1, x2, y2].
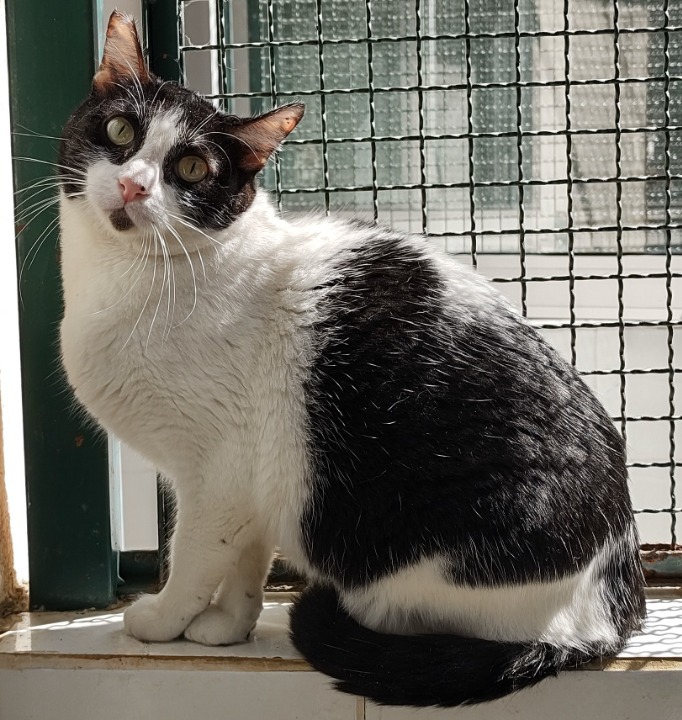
[296, 214, 502, 309]
[283, 209, 483, 283]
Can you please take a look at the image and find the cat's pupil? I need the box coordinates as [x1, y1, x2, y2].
[105, 116, 134, 147]
[177, 154, 209, 183]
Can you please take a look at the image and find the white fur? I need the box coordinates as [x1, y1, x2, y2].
[60, 118, 620, 647]
[340, 547, 619, 650]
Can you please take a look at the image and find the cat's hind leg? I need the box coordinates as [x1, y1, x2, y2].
[183, 540, 273, 645]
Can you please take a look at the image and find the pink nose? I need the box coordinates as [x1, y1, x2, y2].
[119, 177, 149, 204]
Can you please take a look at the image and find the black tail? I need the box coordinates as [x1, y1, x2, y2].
[290, 585, 599, 708]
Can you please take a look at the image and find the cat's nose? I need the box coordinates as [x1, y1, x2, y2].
[119, 176, 149, 204]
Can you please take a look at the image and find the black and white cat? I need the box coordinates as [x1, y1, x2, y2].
[57, 12, 645, 707]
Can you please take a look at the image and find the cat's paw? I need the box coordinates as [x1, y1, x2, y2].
[183, 605, 255, 646]
[123, 594, 188, 642]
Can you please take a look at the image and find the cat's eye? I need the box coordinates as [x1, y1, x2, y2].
[176, 155, 209, 183]
[106, 116, 135, 146]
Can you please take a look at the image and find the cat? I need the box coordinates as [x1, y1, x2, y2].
[56, 11, 645, 707]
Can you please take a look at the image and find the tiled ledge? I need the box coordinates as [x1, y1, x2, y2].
[1, 591, 682, 720]
[1, 590, 682, 672]
[0, 593, 305, 672]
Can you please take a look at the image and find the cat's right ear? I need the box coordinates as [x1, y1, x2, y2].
[230, 104, 305, 173]
[93, 11, 148, 92]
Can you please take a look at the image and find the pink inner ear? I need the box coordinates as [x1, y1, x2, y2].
[234, 104, 305, 173]
[94, 11, 148, 90]
[277, 110, 303, 136]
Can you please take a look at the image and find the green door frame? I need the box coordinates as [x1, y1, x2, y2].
[6, 0, 116, 610]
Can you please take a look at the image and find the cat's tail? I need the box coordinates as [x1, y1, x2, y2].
[289, 584, 602, 707]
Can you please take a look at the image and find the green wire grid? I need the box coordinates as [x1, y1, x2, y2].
[167, 0, 682, 548]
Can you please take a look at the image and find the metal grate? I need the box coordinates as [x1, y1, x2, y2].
[172, 0, 682, 550]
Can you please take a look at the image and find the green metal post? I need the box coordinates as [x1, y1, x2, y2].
[6, 0, 116, 609]
[146, 0, 182, 83]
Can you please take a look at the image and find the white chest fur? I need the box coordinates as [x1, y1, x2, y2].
[58, 194, 315, 561]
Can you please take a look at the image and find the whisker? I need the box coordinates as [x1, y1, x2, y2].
[158, 227, 176, 342]
[108, 42, 147, 113]
[121, 235, 149, 278]
[18, 214, 61, 305]
[13, 123, 63, 141]
[201, 130, 261, 161]
[14, 196, 53, 223]
[111, 80, 144, 116]
[120, 231, 158, 353]
[189, 233, 207, 282]
[15, 195, 61, 222]
[188, 109, 219, 142]
[19, 213, 59, 272]
[15, 195, 66, 237]
[16, 190, 85, 227]
[14, 183, 70, 211]
[13, 175, 74, 198]
[166, 210, 262, 263]
[150, 80, 172, 108]
[147, 226, 169, 347]
[162, 220, 199, 327]
[165, 210, 224, 259]
[13, 156, 89, 176]
[165, 232, 177, 340]
[11, 130, 62, 142]
[89, 234, 152, 316]
[198, 138, 232, 168]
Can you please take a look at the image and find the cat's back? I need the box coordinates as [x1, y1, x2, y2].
[300, 222, 631, 587]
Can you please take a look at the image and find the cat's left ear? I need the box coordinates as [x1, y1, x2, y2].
[93, 11, 149, 92]
[230, 104, 305, 173]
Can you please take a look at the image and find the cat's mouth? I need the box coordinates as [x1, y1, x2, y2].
[109, 208, 135, 232]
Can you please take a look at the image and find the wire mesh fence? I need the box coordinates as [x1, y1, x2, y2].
[173, 0, 682, 550]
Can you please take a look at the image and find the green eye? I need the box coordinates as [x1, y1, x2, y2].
[105, 116, 135, 146]
[177, 155, 209, 183]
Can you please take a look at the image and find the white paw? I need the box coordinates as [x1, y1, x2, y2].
[184, 605, 256, 646]
[123, 594, 190, 642]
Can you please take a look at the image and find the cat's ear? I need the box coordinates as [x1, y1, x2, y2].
[230, 104, 305, 173]
[93, 11, 148, 92]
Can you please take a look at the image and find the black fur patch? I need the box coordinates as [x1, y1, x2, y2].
[301, 231, 639, 590]
[109, 208, 134, 231]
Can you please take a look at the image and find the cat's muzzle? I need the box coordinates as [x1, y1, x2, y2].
[110, 207, 135, 231]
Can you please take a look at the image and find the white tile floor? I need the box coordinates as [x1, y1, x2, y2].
[2, 592, 682, 720]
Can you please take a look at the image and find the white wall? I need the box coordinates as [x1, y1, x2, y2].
[0, 666, 680, 720]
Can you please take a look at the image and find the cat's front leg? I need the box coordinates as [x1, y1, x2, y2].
[183, 540, 273, 645]
[123, 489, 259, 642]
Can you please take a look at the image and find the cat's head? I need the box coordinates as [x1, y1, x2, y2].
[59, 11, 303, 241]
